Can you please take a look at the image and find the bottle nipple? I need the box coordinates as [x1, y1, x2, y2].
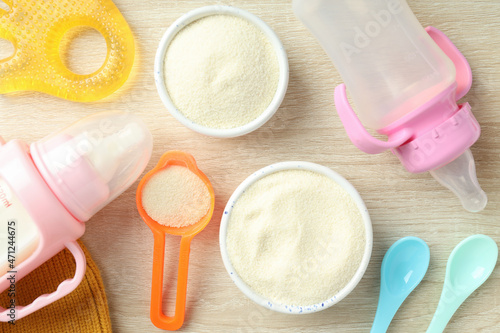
[86, 122, 146, 183]
[429, 149, 487, 212]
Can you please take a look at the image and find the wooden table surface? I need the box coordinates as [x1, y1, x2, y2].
[1, 1, 499, 332]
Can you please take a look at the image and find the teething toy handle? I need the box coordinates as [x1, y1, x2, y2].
[0, 241, 86, 322]
[151, 231, 193, 331]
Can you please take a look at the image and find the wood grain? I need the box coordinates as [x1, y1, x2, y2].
[1, 1, 499, 332]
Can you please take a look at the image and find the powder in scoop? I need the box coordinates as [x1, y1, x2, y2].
[141, 166, 211, 228]
[164, 14, 280, 129]
[226, 169, 366, 306]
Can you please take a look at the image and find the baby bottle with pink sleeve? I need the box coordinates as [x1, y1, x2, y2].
[0, 111, 152, 322]
[293, 0, 487, 212]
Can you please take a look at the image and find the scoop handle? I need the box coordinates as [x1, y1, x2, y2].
[150, 231, 193, 331]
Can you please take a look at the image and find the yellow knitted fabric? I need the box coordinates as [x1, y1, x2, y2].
[0, 240, 112, 333]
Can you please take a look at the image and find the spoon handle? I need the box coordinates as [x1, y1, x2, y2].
[426, 287, 465, 333]
[371, 292, 403, 333]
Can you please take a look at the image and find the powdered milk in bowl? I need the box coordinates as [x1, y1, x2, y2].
[155, 5, 289, 138]
[219, 162, 372, 314]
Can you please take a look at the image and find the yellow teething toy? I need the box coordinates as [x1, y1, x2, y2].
[0, 0, 135, 102]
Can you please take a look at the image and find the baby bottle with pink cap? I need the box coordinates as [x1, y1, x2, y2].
[0, 111, 152, 321]
[293, 0, 487, 212]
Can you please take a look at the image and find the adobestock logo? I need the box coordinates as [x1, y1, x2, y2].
[340, 0, 404, 63]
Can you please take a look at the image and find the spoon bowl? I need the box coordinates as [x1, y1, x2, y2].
[384, 237, 431, 296]
[371, 237, 430, 333]
[427, 235, 498, 333]
[448, 235, 497, 292]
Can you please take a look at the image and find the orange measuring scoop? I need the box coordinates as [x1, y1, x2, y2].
[136, 151, 215, 330]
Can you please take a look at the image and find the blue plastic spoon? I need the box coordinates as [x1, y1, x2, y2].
[427, 235, 498, 333]
[371, 237, 430, 333]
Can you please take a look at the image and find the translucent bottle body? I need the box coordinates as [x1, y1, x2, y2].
[294, 0, 456, 129]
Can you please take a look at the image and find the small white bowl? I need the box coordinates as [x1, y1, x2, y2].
[219, 162, 373, 314]
[154, 5, 289, 138]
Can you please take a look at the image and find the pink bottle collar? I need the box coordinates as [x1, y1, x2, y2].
[394, 103, 479, 172]
[334, 27, 480, 173]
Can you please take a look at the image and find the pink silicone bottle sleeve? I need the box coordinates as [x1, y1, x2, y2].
[0, 139, 87, 322]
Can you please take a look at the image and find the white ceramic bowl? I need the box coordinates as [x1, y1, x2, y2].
[154, 5, 289, 138]
[219, 162, 373, 314]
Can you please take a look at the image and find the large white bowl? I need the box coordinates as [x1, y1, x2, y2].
[154, 5, 289, 138]
[219, 162, 373, 314]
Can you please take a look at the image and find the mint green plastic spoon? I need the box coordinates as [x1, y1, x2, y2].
[427, 235, 498, 333]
